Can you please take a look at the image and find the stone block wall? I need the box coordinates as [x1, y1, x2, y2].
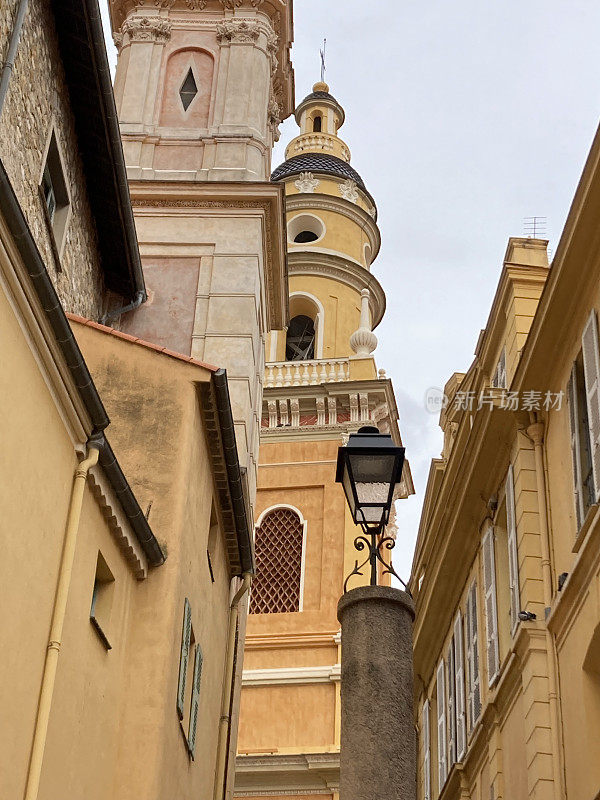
[0, 0, 105, 319]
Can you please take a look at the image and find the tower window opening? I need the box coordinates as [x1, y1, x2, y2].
[179, 68, 198, 111]
[294, 230, 319, 244]
[313, 114, 322, 133]
[250, 508, 304, 614]
[286, 315, 315, 361]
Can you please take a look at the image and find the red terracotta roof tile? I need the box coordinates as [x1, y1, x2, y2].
[67, 313, 219, 373]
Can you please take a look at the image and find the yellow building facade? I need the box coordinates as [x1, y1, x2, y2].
[412, 122, 600, 800]
[235, 84, 414, 800]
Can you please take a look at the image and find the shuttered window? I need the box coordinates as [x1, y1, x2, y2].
[454, 611, 466, 760]
[569, 365, 586, 529]
[582, 310, 600, 502]
[447, 640, 456, 768]
[482, 526, 500, 685]
[187, 644, 204, 758]
[569, 353, 595, 530]
[177, 598, 192, 719]
[436, 659, 447, 789]
[464, 581, 482, 730]
[505, 465, 520, 634]
[422, 700, 431, 800]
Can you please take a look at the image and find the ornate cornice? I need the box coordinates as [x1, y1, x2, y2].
[116, 16, 172, 48]
[287, 250, 386, 329]
[285, 193, 381, 258]
[216, 19, 261, 43]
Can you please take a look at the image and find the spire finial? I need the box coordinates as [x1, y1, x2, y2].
[320, 38, 327, 83]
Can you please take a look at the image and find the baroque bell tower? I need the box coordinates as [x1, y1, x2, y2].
[234, 84, 414, 800]
[107, 0, 294, 510]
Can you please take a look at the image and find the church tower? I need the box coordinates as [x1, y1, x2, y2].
[107, 0, 294, 510]
[234, 84, 414, 800]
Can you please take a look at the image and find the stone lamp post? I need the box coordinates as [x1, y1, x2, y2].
[335, 427, 416, 800]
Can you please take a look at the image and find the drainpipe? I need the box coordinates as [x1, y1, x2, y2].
[24, 439, 101, 800]
[213, 573, 252, 800]
[526, 417, 566, 800]
[0, 0, 29, 116]
[100, 290, 145, 327]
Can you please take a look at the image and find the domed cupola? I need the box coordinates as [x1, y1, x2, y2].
[269, 82, 386, 364]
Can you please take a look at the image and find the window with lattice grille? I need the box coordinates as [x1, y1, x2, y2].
[250, 508, 304, 614]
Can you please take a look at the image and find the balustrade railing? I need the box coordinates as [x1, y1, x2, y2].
[264, 358, 350, 388]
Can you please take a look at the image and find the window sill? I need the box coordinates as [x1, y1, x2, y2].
[90, 615, 112, 650]
[572, 503, 598, 554]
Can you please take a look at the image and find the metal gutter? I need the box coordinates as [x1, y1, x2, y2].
[97, 436, 165, 567]
[0, 155, 164, 568]
[0, 156, 109, 432]
[212, 369, 254, 575]
[0, 0, 30, 116]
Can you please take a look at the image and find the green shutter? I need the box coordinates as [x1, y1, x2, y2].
[188, 643, 204, 758]
[177, 598, 192, 720]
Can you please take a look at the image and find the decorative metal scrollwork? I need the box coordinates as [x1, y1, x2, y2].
[343, 524, 410, 594]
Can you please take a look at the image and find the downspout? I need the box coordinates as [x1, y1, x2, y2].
[213, 573, 252, 800]
[0, 0, 29, 116]
[100, 290, 145, 327]
[526, 416, 566, 800]
[24, 438, 101, 800]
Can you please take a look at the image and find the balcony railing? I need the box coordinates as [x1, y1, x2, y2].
[264, 358, 350, 388]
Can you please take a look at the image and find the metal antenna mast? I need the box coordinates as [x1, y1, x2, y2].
[320, 38, 327, 83]
[523, 216, 547, 239]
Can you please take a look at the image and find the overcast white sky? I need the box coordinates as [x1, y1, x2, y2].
[102, 1, 600, 579]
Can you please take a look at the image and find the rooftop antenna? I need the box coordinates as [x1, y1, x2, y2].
[320, 38, 327, 83]
[523, 216, 547, 239]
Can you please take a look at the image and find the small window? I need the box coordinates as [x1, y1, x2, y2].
[250, 508, 304, 614]
[90, 552, 115, 650]
[313, 114, 322, 132]
[568, 350, 595, 528]
[286, 315, 315, 361]
[179, 68, 198, 111]
[287, 213, 325, 245]
[491, 348, 507, 389]
[207, 505, 219, 583]
[39, 130, 70, 257]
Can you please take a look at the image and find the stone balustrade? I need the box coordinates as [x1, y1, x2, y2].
[264, 358, 350, 388]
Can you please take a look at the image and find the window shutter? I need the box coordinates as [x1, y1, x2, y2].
[447, 641, 456, 767]
[436, 659, 447, 789]
[422, 700, 431, 800]
[454, 611, 466, 761]
[482, 526, 500, 685]
[505, 465, 520, 634]
[568, 365, 585, 529]
[582, 310, 600, 501]
[187, 643, 204, 758]
[464, 581, 481, 730]
[177, 598, 192, 720]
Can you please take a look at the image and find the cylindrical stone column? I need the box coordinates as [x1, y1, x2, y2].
[337, 586, 416, 800]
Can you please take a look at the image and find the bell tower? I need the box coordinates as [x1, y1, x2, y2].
[234, 84, 414, 800]
[110, 0, 294, 181]
[107, 0, 294, 513]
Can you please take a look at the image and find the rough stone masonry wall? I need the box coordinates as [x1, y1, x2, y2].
[0, 0, 105, 319]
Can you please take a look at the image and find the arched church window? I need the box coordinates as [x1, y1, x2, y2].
[286, 315, 315, 361]
[250, 508, 304, 614]
[294, 230, 319, 243]
[313, 114, 322, 133]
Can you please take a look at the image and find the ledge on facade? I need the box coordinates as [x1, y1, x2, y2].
[234, 751, 340, 797]
[50, 0, 146, 302]
[128, 180, 289, 331]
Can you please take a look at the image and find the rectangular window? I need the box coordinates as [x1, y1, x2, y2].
[447, 639, 456, 768]
[39, 130, 70, 258]
[505, 465, 520, 634]
[454, 611, 466, 760]
[464, 580, 482, 730]
[491, 347, 507, 389]
[422, 700, 431, 800]
[569, 351, 595, 529]
[436, 659, 447, 790]
[176, 598, 203, 758]
[482, 524, 500, 685]
[89, 551, 114, 650]
[582, 310, 600, 502]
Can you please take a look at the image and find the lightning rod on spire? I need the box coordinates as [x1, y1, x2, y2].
[320, 38, 327, 83]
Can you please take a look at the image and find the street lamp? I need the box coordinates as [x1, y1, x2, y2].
[336, 426, 407, 590]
